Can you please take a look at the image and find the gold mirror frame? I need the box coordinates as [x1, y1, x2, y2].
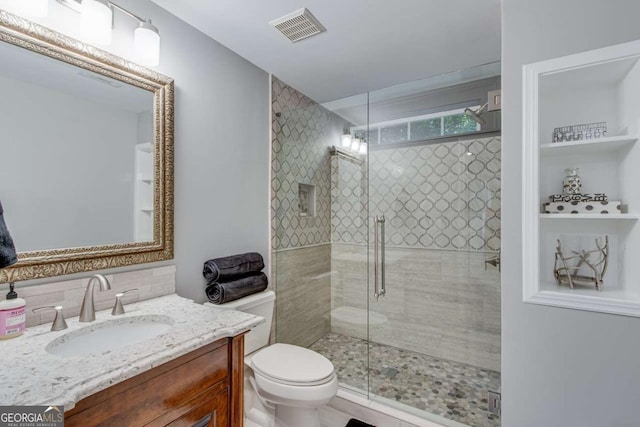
[0, 11, 174, 283]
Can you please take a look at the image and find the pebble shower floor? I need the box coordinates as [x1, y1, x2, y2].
[310, 333, 500, 427]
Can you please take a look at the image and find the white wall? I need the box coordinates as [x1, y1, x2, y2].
[619, 60, 640, 135]
[539, 85, 620, 142]
[0, 73, 137, 251]
[0, 0, 269, 302]
[502, 1, 640, 425]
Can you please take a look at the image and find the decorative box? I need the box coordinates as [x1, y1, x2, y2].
[544, 200, 622, 214]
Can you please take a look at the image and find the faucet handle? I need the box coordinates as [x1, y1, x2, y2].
[111, 289, 139, 316]
[32, 305, 68, 331]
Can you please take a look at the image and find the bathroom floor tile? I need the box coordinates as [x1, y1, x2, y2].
[310, 333, 501, 427]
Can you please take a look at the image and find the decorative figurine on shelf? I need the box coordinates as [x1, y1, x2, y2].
[552, 122, 607, 143]
[553, 236, 609, 290]
[543, 168, 624, 214]
[563, 168, 582, 195]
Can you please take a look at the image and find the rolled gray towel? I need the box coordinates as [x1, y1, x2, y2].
[203, 252, 264, 282]
[0, 200, 18, 269]
[205, 272, 268, 305]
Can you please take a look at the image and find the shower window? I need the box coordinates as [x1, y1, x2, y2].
[380, 123, 408, 144]
[410, 117, 442, 139]
[351, 106, 480, 145]
[443, 111, 480, 135]
[355, 128, 379, 144]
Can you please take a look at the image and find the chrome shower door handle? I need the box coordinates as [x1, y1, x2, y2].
[379, 215, 386, 297]
[374, 216, 380, 299]
[374, 215, 386, 299]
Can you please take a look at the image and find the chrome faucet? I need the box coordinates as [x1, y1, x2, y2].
[79, 274, 112, 322]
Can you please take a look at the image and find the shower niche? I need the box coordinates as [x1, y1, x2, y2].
[522, 38, 640, 316]
[298, 183, 316, 217]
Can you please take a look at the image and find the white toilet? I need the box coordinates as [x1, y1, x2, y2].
[207, 290, 338, 427]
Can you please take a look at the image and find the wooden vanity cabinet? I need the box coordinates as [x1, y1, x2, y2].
[65, 334, 245, 427]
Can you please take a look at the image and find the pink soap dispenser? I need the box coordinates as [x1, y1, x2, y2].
[0, 283, 26, 339]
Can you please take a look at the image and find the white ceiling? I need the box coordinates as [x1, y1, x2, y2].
[150, 0, 501, 103]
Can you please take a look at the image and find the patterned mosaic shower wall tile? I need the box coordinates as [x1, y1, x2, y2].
[271, 77, 351, 250]
[332, 137, 501, 252]
[331, 154, 368, 244]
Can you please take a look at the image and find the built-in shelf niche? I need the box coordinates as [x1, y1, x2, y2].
[523, 38, 640, 317]
[298, 183, 316, 217]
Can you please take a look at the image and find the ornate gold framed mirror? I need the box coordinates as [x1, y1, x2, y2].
[0, 10, 174, 282]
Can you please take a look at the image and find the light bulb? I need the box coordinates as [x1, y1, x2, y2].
[80, 0, 112, 46]
[359, 142, 368, 155]
[15, 0, 48, 17]
[341, 133, 352, 148]
[351, 138, 361, 153]
[135, 20, 160, 66]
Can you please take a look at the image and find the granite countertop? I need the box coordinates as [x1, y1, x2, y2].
[0, 294, 264, 410]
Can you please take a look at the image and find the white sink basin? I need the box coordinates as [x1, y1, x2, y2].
[46, 315, 175, 357]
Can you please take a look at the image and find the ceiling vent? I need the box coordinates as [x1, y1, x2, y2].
[269, 8, 326, 43]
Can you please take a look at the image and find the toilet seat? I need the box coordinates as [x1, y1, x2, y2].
[251, 343, 335, 386]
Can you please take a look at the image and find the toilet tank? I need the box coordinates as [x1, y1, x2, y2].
[206, 290, 275, 355]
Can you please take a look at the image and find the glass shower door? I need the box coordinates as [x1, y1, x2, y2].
[299, 89, 371, 396]
[366, 77, 502, 426]
[270, 66, 502, 426]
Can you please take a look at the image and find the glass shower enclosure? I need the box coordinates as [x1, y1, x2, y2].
[271, 62, 502, 427]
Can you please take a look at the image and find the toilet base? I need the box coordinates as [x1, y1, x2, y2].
[244, 367, 329, 427]
[245, 374, 275, 427]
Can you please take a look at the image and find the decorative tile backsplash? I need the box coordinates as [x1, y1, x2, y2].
[271, 77, 350, 250]
[8, 265, 175, 327]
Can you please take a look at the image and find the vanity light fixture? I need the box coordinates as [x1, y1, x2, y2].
[110, 2, 160, 66]
[58, 0, 161, 66]
[16, 0, 49, 17]
[341, 129, 353, 148]
[359, 142, 368, 155]
[134, 20, 160, 66]
[80, 0, 112, 46]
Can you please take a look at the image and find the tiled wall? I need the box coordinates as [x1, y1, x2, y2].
[11, 265, 176, 327]
[273, 244, 331, 347]
[331, 244, 500, 371]
[271, 78, 348, 345]
[331, 153, 367, 244]
[332, 138, 501, 251]
[271, 77, 350, 250]
[330, 136, 501, 371]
